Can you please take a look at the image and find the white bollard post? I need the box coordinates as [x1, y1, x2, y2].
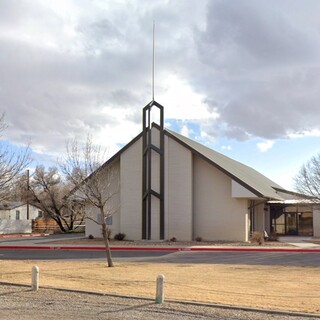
[32, 266, 39, 291]
[155, 274, 165, 304]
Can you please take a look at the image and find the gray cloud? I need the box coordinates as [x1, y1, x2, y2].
[1, 0, 320, 160]
[0, 2, 153, 153]
[198, 1, 319, 69]
[194, 0, 320, 140]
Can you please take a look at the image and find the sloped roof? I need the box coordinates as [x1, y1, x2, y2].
[0, 201, 25, 210]
[0, 201, 42, 210]
[165, 129, 286, 200]
[100, 123, 291, 201]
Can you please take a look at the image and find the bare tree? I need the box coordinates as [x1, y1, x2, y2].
[27, 166, 85, 232]
[0, 113, 31, 201]
[60, 136, 119, 267]
[294, 153, 320, 198]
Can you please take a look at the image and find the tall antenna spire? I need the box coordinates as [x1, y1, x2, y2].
[152, 21, 155, 101]
[142, 21, 165, 240]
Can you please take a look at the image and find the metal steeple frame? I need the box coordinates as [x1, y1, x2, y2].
[142, 100, 165, 240]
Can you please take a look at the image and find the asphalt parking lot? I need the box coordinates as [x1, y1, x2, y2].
[150, 250, 320, 266]
[0, 248, 319, 266]
[0, 234, 320, 266]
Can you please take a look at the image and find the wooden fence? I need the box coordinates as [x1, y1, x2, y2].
[32, 219, 61, 234]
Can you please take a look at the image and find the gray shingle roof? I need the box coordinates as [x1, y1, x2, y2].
[166, 129, 286, 200]
[0, 201, 24, 210]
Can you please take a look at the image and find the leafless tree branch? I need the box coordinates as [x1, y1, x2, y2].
[60, 135, 119, 267]
[294, 153, 320, 198]
[0, 114, 31, 202]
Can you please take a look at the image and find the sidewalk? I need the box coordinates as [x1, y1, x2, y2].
[0, 233, 320, 252]
[0, 233, 49, 239]
[278, 236, 320, 248]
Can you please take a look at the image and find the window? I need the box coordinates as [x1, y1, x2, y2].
[97, 214, 112, 225]
[271, 205, 313, 236]
[16, 210, 20, 220]
[106, 216, 112, 225]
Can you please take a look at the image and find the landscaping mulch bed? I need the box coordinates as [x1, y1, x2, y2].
[47, 237, 294, 247]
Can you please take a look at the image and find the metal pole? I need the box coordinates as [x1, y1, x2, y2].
[152, 21, 155, 101]
[27, 169, 30, 220]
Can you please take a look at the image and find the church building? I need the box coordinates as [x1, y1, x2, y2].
[85, 101, 320, 241]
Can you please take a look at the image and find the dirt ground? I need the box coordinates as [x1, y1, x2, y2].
[1, 260, 320, 315]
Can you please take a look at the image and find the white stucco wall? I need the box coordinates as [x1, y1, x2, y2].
[85, 160, 121, 239]
[232, 180, 257, 198]
[0, 204, 41, 220]
[150, 197, 160, 240]
[264, 207, 271, 233]
[253, 202, 266, 232]
[313, 206, 320, 237]
[85, 207, 102, 238]
[0, 220, 32, 234]
[120, 137, 143, 240]
[165, 136, 193, 241]
[193, 156, 248, 241]
[0, 210, 10, 219]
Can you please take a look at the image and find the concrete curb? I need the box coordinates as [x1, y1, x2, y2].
[0, 244, 320, 252]
[0, 281, 319, 319]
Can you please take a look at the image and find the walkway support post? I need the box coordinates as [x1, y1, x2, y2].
[32, 266, 39, 291]
[155, 274, 165, 304]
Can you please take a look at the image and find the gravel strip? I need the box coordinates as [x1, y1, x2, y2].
[1, 284, 319, 320]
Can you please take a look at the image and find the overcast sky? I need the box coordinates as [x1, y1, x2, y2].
[1, 0, 320, 189]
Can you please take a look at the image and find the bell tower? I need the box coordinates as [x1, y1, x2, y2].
[142, 100, 165, 240]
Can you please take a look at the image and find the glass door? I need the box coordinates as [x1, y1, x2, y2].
[285, 213, 298, 235]
[271, 207, 285, 234]
[298, 212, 313, 236]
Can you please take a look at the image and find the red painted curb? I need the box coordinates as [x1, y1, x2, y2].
[0, 245, 319, 253]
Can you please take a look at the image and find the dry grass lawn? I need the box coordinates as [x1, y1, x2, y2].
[1, 260, 320, 315]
